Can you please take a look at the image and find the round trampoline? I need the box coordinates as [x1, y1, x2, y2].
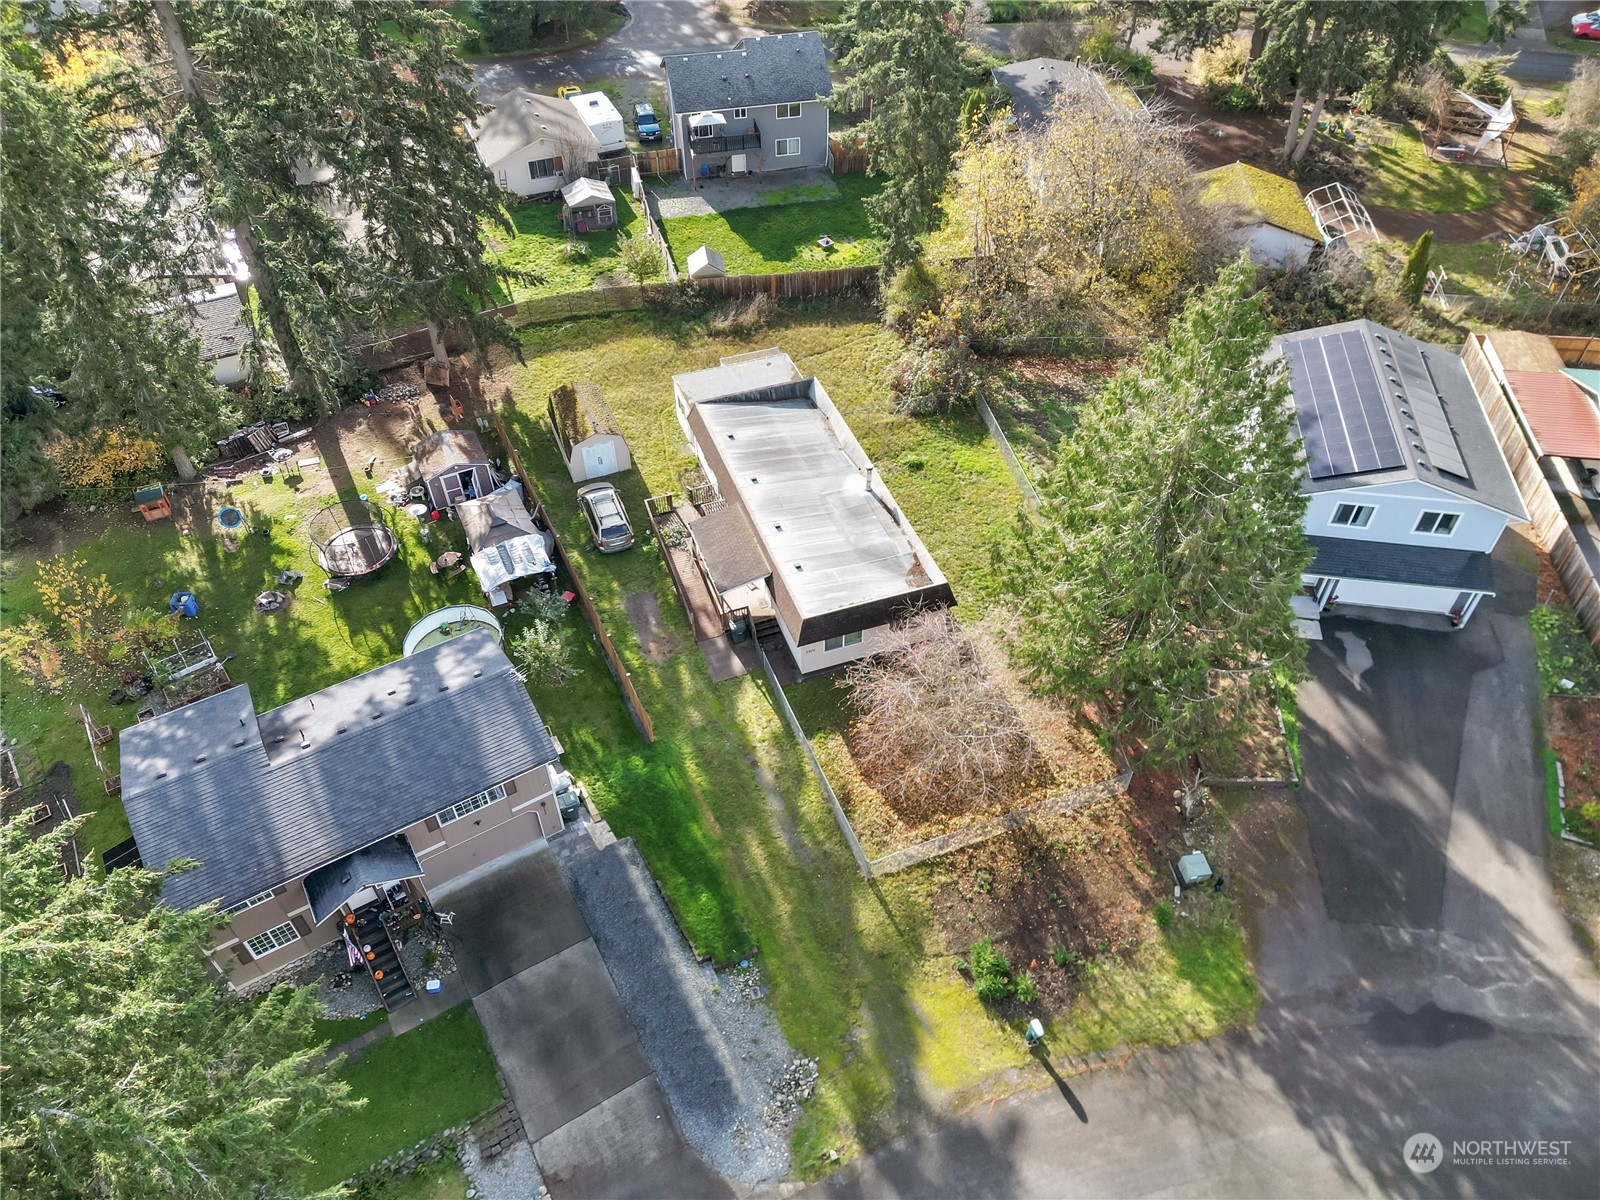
[217, 505, 244, 530]
[402, 605, 502, 657]
[307, 500, 399, 579]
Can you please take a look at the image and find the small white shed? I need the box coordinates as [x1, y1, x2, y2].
[548, 381, 631, 483]
[687, 245, 726, 280]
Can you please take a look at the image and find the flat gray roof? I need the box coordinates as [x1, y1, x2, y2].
[673, 349, 804, 403]
[693, 397, 946, 620]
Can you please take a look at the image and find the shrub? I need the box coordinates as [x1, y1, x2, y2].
[40, 427, 164, 491]
[882, 258, 943, 332]
[1152, 900, 1176, 929]
[1078, 19, 1153, 84]
[892, 301, 975, 414]
[617, 232, 664, 283]
[1531, 180, 1571, 216]
[968, 937, 1015, 1002]
[514, 589, 571, 624]
[1210, 83, 1264, 112]
[512, 621, 583, 685]
[1051, 946, 1083, 971]
[706, 292, 774, 336]
[1569, 802, 1600, 846]
[1012, 971, 1039, 1004]
[1530, 603, 1600, 697]
[1400, 230, 1434, 306]
[1460, 56, 1513, 103]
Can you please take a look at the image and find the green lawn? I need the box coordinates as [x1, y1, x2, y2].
[1360, 123, 1507, 213]
[1448, 1, 1489, 42]
[487, 193, 648, 302]
[659, 175, 885, 275]
[390, 1155, 473, 1200]
[295, 1004, 500, 1191]
[1547, 25, 1600, 54]
[1426, 240, 1513, 296]
[0, 464, 486, 859]
[498, 298, 1256, 1172]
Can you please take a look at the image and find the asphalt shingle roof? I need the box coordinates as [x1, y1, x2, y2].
[1306, 535, 1497, 593]
[190, 290, 248, 362]
[663, 31, 832, 116]
[120, 631, 560, 911]
[470, 88, 597, 166]
[991, 57, 1119, 131]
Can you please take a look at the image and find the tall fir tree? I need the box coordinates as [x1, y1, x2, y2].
[831, 1, 968, 269]
[0, 818, 353, 1199]
[1, 10, 229, 513]
[48, 0, 516, 411]
[997, 258, 1311, 769]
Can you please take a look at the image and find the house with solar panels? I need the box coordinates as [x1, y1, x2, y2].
[1274, 320, 1527, 626]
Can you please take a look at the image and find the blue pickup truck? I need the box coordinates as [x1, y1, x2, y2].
[633, 103, 662, 143]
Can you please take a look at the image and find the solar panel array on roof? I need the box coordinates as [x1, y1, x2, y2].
[1378, 333, 1470, 478]
[1285, 329, 1405, 479]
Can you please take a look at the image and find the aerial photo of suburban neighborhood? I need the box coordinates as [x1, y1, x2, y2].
[4, 1, 1600, 1197]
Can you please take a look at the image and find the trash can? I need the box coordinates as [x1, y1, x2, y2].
[728, 617, 750, 644]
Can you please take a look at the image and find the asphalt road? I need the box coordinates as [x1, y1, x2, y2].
[472, 0, 757, 97]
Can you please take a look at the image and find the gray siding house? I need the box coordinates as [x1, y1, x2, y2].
[662, 31, 831, 181]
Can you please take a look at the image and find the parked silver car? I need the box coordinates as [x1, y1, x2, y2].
[575, 481, 634, 552]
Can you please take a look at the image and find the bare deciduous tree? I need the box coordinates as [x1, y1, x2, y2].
[840, 609, 1042, 816]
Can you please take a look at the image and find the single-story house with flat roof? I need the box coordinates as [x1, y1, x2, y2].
[414, 429, 496, 511]
[672, 349, 954, 672]
[548, 381, 631, 482]
[1195, 162, 1321, 271]
[1275, 320, 1526, 626]
[469, 87, 599, 198]
[117, 631, 565, 998]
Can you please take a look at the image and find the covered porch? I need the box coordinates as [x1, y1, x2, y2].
[306, 835, 436, 1013]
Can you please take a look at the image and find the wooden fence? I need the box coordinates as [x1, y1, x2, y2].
[489, 411, 657, 741]
[700, 266, 877, 299]
[1461, 334, 1600, 647]
[638, 187, 679, 282]
[635, 146, 679, 178]
[827, 136, 868, 174]
[1549, 335, 1600, 367]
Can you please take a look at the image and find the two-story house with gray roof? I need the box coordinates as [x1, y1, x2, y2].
[117, 631, 565, 996]
[662, 31, 832, 181]
[1275, 320, 1527, 626]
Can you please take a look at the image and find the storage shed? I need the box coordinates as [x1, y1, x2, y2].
[133, 483, 172, 522]
[687, 245, 726, 280]
[459, 482, 556, 607]
[413, 430, 495, 511]
[548, 381, 631, 483]
[560, 177, 616, 233]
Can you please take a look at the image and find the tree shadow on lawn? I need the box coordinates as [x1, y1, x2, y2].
[495, 391, 943, 1174]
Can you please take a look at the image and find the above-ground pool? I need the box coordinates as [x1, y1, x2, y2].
[402, 605, 503, 657]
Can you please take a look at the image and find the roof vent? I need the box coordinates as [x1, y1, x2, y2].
[272, 735, 285, 744]
[774, 523, 783, 531]
[387, 688, 396, 696]
[405, 697, 418, 706]
[156, 770, 167, 780]
[337, 726, 347, 735]
[750, 476, 759, 483]
[298, 729, 309, 749]
[371, 711, 383, 720]
[473, 670, 483, 678]
[793, 562, 804, 571]
[194, 754, 207, 763]
[439, 684, 449, 692]
[1412, 441, 1426, 452]
[233, 739, 246, 748]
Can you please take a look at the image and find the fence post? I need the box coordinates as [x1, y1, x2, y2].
[757, 648, 873, 879]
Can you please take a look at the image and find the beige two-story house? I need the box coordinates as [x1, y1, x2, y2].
[118, 631, 565, 998]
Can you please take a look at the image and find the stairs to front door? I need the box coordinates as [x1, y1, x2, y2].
[352, 904, 415, 1011]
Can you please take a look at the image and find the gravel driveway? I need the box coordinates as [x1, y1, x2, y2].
[554, 837, 800, 1185]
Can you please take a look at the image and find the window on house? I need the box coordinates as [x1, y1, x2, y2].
[1331, 503, 1375, 528]
[435, 783, 507, 825]
[692, 122, 717, 139]
[244, 921, 301, 959]
[1415, 511, 1460, 535]
[774, 137, 801, 157]
[528, 158, 556, 180]
[823, 630, 864, 652]
[777, 102, 802, 119]
[222, 889, 275, 918]
[732, 107, 748, 119]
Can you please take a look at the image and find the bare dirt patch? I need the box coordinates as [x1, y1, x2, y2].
[981, 356, 1123, 470]
[1552, 840, 1600, 971]
[926, 769, 1187, 1013]
[622, 590, 679, 663]
[1549, 696, 1600, 812]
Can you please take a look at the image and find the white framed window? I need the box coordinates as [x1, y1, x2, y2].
[774, 137, 801, 157]
[1414, 511, 1460, 536]
[1331, 503, 1374, 528]
[244, 921, 301, 959]
[732, 107, 748, 119]
[823, 630, 864, 652]
[528, 157, 556, 180]
[691, 122, 717, 139]
[435, 783, 507, 825]
[222, 889, 275, 918]
[777, 102, 802, 119]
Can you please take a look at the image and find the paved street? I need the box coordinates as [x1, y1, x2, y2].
[472, 0, 757, 97]
[818, 535, 1600, 1197]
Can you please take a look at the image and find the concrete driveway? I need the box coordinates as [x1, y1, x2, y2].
[472, 0, 758, 98]
[433, 843, 730, 1199]
[1291, 533, 1598, 1035]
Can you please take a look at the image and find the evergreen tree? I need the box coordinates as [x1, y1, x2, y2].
[49, 0, 516, 411]
[997, 258, 1311, 769]
[1, 13, 230, 512]
[0, 818, 353, 1199]
[1401, 230, 1434, 306]
[831, 1, 969, 269]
